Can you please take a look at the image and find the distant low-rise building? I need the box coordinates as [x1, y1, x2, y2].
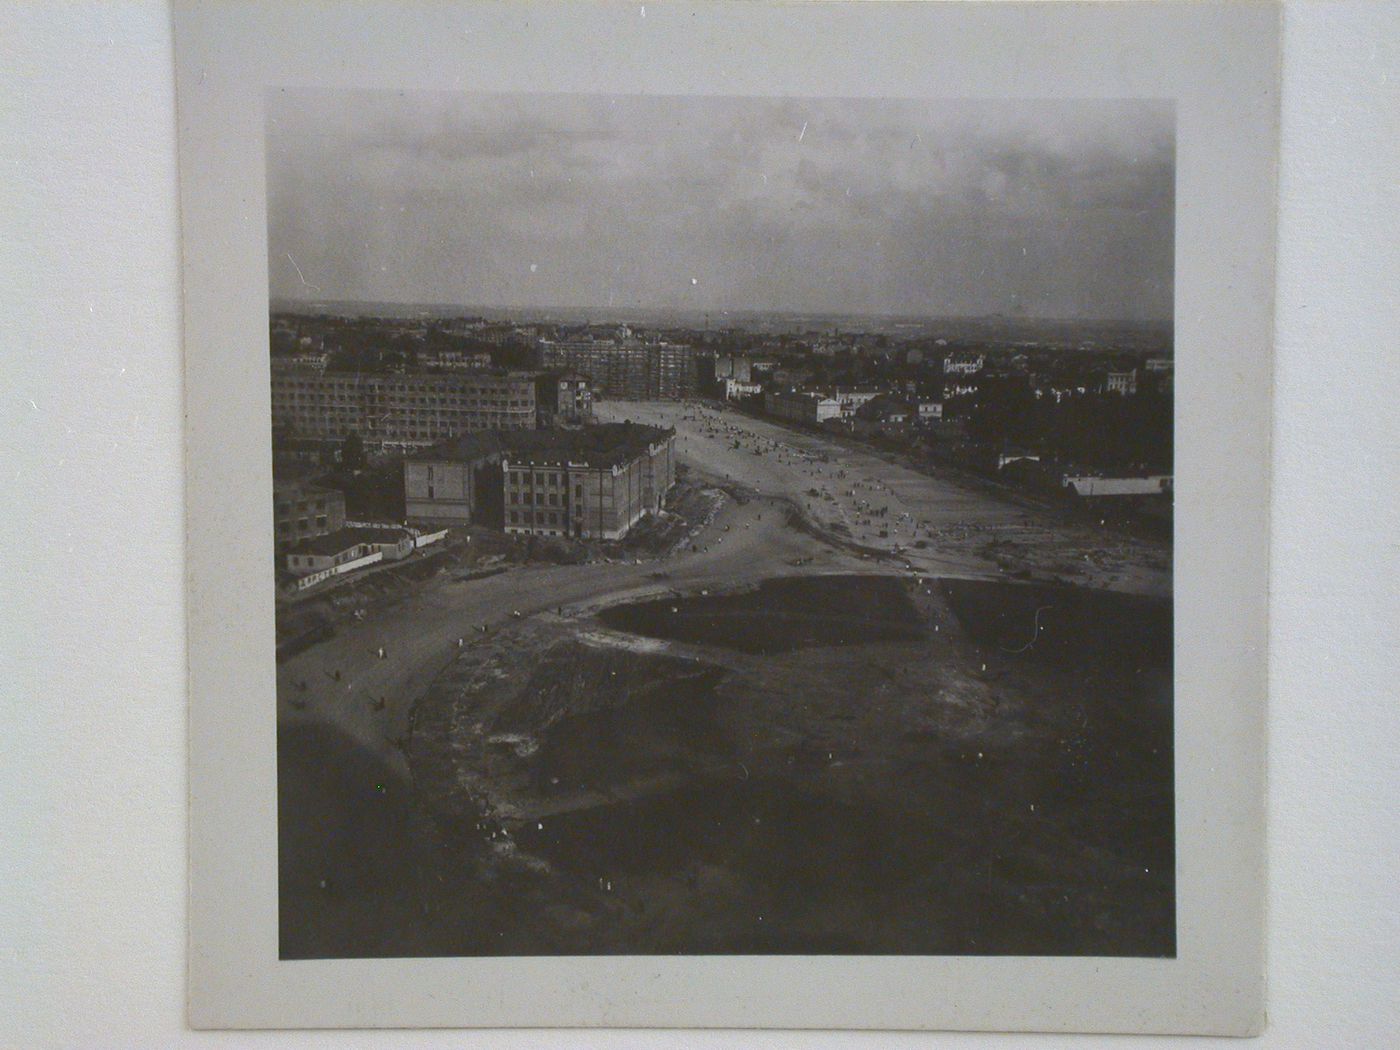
[943, 352, 985, 376]
[720, 378, 763, 401]
[827, 388, 883, 416]
[1061, 474, 1172, 498]
[285, 533, 377, 578]
[916, 399, 944, 423]
[765, 389, 842, 424]
[1104, 369, 1138, 396]
[852, 394, 917, 435]
[997, 449, 1041, 470]
[284, 525, 413, 578]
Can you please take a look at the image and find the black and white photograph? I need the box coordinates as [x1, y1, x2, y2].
[267, 89, 1178, 961]
[32, 0, 1400, 1045]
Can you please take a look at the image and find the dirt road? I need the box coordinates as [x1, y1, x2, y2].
[277, 486, 870, 764]
[599, 399, 1169, 595]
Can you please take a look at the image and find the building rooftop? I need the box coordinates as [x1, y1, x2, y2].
[855, 393, 917, 420]
[273, 478, 340, 499]
[409, 421, 673, 470]
[286, 525, 411, 557]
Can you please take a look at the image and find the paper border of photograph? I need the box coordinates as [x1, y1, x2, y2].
[178, 1, 1275, 1034]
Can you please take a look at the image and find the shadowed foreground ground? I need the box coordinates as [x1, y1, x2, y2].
[281, 574, 1173, 959]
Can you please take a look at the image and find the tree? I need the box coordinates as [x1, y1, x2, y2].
[341, 431, 366, 471]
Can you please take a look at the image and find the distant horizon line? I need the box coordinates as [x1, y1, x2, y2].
[269, 295, 1173, 328]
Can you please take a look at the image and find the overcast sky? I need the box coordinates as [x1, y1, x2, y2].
[267, 90, 1173, 320]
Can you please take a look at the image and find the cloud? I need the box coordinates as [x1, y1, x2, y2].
[267, 90, 1174, 319]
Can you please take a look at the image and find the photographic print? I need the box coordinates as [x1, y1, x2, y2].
[180, 1, 1274, 1032]
[267, 90, 1177, 960]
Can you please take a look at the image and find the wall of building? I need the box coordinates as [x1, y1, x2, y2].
[536, 341, 696, 400]
[273, 485, 345, 549]
[536, 376, 593, 425]
[290, 549, 383, 590]
[501, 433, 675, 540]
[370, 535, 415, 561]
[504, 461, 572, 537]
[286, 541, 375, 577]
[404, 459, 477, 522]
[831, 389, 880, 414]
[765, 391, 841, 424]
[1105, 370, 1139, 395]
[270, 372, 536, 450]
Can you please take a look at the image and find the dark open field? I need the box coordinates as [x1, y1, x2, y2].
[597, 574, 925, 653]
[280, 573, 1173, 959]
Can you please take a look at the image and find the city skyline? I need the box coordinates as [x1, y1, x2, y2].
[267, 91, 1175, 322]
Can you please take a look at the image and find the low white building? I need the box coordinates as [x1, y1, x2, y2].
[1105, 369, 1139, 396]
[1062, 474, 1172, 497]
[943, 352, 985, 375]
[285, 525, 415, 577]
[721, 378, 763, 400]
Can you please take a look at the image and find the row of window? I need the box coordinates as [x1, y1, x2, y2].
[277, 396, 531, 409]
[277, 414, 530, 428]
[272, 375, 529, 389]
[276, 420, 520, 438]
[508, 510, 569, 526]
[510, 492, 563, 507]
[288, 545, 366, 568]
[508, 470, 564, 487]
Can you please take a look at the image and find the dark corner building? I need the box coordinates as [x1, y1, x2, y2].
[403, 422, 676, 540]
[272, 478, 346, 550]
[534, 371, 593, 427]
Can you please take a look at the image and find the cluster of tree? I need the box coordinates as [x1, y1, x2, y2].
[964, 378, 1172, 473]
[797, 348, 945, 396]
[316, 433, 404, 519]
